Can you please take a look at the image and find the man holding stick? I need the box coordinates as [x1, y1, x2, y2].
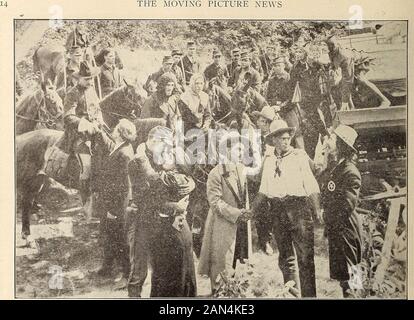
[252, 119, 322, 297]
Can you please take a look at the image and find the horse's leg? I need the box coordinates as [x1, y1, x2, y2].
[21, 174, 47, 240]
[76, 153, 93, 220]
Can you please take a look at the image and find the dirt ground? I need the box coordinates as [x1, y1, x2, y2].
[15, 184, 342, 299]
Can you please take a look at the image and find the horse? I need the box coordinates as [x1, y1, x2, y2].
[16, 81, 64, 135]
[16, 115, 165, 240]
[99, 81, 147, 129]
[32, 47, 66, 92]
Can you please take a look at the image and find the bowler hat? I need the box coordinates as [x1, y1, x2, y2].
[264, 119, 296, 141]
[334, 124, 358, 153]
[74, 61, 100, 79]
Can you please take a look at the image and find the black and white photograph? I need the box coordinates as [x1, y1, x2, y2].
[14, 19, 407, 299]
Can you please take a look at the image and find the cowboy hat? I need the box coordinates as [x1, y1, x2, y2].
[252, 105, 277, 122]
[334, 124, 358, 153]
[74, 61, 100, 79]
[264, 119, 296, 141]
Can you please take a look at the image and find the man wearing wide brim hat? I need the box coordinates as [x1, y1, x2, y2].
[321, 124, 363, 297]
[252, 118, 321, 297]
[66, 46, 84, 90]
[227, 48, 241, 88]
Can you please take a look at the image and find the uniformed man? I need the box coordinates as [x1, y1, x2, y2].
[250, 45, 264, 79]
[260, 44, 274, 83]
[99, 48, 123, 98]
[204, 49, 229, 84]
[321, 124, 362, 298]
[62, 61, 102, 206]
[144, 55, 175, 95]
[267, 57, 303, 149]
[171, 49, 185, 92]
[290, 44, 329, 159]
[227, 48, 241, 88]
[66, 46, 83, 90]
[180, 40, 201, 86]
[325, 35, 355, 111]
[232, 51, 262, 93]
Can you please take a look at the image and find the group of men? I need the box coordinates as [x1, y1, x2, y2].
[57, 28, 368, 298]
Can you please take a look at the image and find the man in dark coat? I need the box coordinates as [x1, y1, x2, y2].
[180, 40, 201, 86]
[321, 124, 362, 297]
[232, 51, 262, 92]
[260, 44, 274, 82]
[91, 119, 136, 288]
[127, 126, 195, 297]
[227, 48, 241, 88]
[62, 61, 102, 205]
[290, 47, 329, 159]
[171, 49, 185, 92]
[204, 49, 229, 84]
[325, 35, 355, 111]
[267, 57, 303, 149]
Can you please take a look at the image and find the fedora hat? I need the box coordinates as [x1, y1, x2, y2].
[264, 119, 296, 141]
[74, 61, 100, 79]
[334, 124, 358, 153]
[252, 105, 277, 122]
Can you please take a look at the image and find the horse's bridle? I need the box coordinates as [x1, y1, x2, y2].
[16, 93, 62, 128]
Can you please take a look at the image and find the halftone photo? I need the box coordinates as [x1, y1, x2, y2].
[14, 19, 407, 299]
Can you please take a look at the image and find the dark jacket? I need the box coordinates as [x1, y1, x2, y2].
[93, 130, 134, 217]
[321, 158, 363, 281]
[204, 62, 229, 83]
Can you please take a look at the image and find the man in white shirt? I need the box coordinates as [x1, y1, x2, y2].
[252, 119, 322, 297]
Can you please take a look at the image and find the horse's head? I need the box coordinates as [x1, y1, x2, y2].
[121, 79, 147, 117]
[39, 80, 64, 128]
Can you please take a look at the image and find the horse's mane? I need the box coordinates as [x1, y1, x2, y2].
[99, 85, 126, 111]
[16, 89, 43, 115]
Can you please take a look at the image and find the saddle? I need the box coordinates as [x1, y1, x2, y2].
[43, 136, 81, 189]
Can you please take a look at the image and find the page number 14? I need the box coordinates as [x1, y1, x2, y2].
[0, 1, 8, 7]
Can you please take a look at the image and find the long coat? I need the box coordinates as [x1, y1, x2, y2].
[321, 158, 363, 281]
[198, 164, 247, 283]
[93, 130, 134, 216]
